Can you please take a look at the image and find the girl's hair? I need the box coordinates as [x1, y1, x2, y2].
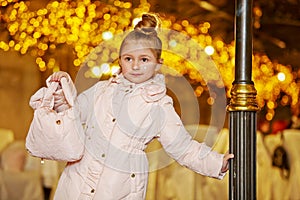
[119, 13, 162, 59]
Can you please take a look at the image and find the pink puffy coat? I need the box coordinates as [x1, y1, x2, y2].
[27, 74, 225, 200]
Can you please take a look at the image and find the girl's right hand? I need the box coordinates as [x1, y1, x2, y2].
[49, 71, 72, 112]
[50, 71, 70, 82]
[221, 151, 234, 173]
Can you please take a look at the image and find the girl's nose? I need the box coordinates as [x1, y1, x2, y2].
[132, 61, 140, 70]
[132, 65, 140, 70]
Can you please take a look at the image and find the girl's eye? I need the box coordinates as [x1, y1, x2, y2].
[141, 58, 149, 62]
[124, 57, 132, 62]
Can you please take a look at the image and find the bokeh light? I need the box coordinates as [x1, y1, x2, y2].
[0, 0, 299, 122]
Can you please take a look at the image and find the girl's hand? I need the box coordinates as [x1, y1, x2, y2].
[48, 71, 72, 112]
[50, 71, 70, 82]
[221, 151, 234, 173]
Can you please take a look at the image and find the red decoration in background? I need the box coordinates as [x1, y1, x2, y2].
[271, 120, 290, 134]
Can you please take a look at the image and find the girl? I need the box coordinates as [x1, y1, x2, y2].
[27, 13, 233, 200]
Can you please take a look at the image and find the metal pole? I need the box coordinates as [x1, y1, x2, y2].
[227, 0, 259, 199]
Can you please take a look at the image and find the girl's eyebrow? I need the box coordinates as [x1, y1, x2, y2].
[139, 54, 153, 58]
[121, 54, 152, 58]
[120, 53, 132, 57]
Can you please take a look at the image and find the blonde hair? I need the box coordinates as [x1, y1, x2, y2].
[119, 13, 162, 59]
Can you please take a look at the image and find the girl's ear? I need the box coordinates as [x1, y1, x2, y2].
[118, 57, 121, 66]
[158, 58, 164, 64]
[155, 58, 163, 71]
[116, 58, 123, 74]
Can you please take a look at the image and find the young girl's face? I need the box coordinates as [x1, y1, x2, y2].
[119, 41, 162, 84]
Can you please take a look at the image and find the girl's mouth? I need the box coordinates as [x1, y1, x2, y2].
[131, 73, 143, 76]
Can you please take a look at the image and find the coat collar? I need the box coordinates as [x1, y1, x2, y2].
[110, 73, 167, 102]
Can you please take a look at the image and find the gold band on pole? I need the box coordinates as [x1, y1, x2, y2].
[227, 83, 259, 112]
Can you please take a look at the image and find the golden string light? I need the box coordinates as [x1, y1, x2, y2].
[0, 0, 299, 121]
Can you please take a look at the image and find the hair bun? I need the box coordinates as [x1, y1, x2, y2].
[134, 13, 159, 36]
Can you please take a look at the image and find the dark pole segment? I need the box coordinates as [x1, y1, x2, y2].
[229, 111, 257, 199]
[234, 0, 253, 84]
[227, 0, 259, 199]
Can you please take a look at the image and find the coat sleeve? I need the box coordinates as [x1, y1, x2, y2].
[157, 96, 225, 179]
[74, 80, 108, 123]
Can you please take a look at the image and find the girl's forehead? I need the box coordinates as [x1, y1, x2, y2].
[121, 40, 158, 51]
[120, 41, 159, 55]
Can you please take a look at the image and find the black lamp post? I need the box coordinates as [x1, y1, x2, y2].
[227, 0, 259, 199]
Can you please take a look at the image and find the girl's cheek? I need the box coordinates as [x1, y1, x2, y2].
[142, 65, 149, 70]
[121, 67, 129, 74]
